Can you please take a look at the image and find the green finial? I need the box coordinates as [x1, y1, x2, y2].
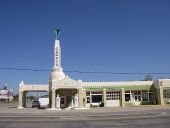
[54, 28, 60, 40]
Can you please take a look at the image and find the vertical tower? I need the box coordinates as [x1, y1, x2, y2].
[54, 39, 61, 71]
[50, 29, 65, 81]
[53, 28, 63, 72]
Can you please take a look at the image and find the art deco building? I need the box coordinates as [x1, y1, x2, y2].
[18, 30, 170, 109]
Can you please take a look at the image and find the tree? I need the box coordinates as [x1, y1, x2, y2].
[3, 83, 7, 90]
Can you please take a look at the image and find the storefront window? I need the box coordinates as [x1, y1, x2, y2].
[131, 90, 141, 101]
[125, 94, 130, 102]
[60, 91, 65, 96]
[142, 90, 148, 101]
[92, 95, 102, 103]
[163, 90, 170, 98]
[86, 92, 90, 96]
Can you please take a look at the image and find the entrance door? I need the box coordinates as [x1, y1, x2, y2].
[60, 91, 66, 108]
[60, 91, 72, 109]
[106, 91, 120, 107]
[65, 94, 71, 108]
[60, 96, 65, 108]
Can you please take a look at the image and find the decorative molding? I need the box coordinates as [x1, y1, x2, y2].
[82, 81, 153, 88]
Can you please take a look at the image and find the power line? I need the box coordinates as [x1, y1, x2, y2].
[0, 67, 51, 72]
[0, 67, 170, 75]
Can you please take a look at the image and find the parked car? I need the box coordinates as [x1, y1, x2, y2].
[32, 100, 40, 108]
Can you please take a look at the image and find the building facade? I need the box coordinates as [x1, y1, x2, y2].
[0, 84, 13, 102]
[18, 31, 170, 109]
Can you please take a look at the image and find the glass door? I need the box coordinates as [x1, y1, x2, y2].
[60, 91, 66, 108]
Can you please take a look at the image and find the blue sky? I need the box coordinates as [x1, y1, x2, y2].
[0, 0, 170, 93]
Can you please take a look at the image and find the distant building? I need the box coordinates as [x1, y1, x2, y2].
[144, 75, 153, 81]
[0, 84, 13, 101]
[18, 30, 170, 109]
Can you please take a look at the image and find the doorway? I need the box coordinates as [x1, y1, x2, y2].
[57, 89, 77, 109]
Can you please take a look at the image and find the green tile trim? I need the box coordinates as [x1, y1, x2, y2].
[84, 85, 153, 91]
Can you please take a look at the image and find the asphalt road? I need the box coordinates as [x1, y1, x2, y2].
[0, 102, 170, 128]
[0, 115, 170, 128]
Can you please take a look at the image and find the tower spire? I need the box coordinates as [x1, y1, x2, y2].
[53, 28, 62, 71]
[54, 28, 60, 40]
